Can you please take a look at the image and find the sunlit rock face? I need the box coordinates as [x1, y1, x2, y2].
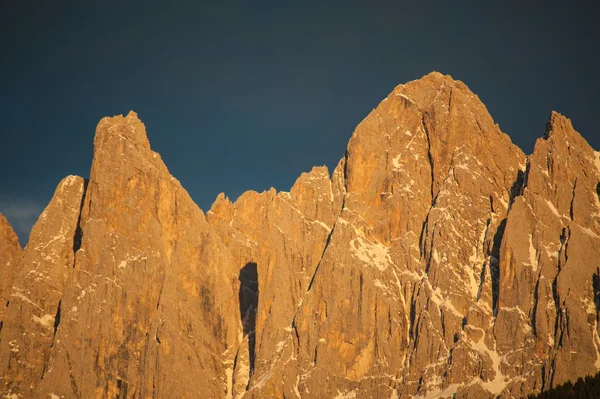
[1, 73, 599, 399]
[0, 212, 21, 333]
[1, 113, 240, 399]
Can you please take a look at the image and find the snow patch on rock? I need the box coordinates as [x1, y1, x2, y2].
[470, 336, 507, 394]
[392, 154, 402, 170]
[32, 314, 55, 330]
[350, 236, 392, 271]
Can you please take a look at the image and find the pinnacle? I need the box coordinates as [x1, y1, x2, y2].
[549, 110, 571, 126]
[0, 212, 20, 250]
[94, 110, 151, 151]
[216, 192, 229, 202]
[544, 110, 576, 141]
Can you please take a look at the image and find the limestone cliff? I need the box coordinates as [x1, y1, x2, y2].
[0, 212, 21, 333]
[0, 73, 598, 398]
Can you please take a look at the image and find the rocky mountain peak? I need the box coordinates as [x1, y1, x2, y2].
[541, 110, 596, 159]
[544, 110, 573, 139]
[95, 110, 151, 148]
[207, 192, 234, 224]
[0, 212, 20, 255]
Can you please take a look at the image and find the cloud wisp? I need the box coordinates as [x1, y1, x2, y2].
[0, 199, 44, 246]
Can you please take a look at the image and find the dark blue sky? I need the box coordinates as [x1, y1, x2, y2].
[1, 1, 598, 244]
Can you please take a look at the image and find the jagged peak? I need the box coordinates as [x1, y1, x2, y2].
[208, 166, 333, 221]
[537, 110, 597, 156]
[0, 211, 21, 251]
[95, 110, 150, 151]
[291, 166, 330, 189]
[39, 175, 85, 212]
[88, 110, 174, 187]
[387, 71, 480, 118]
[215, 192, 230, 203]
[206, 192, 233, 222]
[25, 175, 86, 253]
[544, 110, 574, 139]
[288, 166, 333, 207]
[59, 175, 85, 189]
[309, 165, 330, 176]
[221, 186, 277, 210]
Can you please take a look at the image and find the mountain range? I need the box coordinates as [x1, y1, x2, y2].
[1, 72, 599, 398]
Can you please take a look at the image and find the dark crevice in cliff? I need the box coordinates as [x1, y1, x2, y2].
[419, 113, 437, 263]
[117, 378, 129, 399]
[65, 349, 81, 398]
[409, 286, 420, 344]
[387, 309, 393, 338]
[540, 363, 547, 391]
[155, 275, 165, 310]
[510, 169, 526, 206]
[418, 220, 428, 261]
[476, 218, 492, 301]
[440, 309, 446, 338]
[231, 347, 241, 391]
[239, 262, 258, 384]
[552, 290, 561, 346]
[552, 227, 571, 347]
[557, 227, 570, 273]
[40, 299, 62, 381]
[489, 158, 529, 317]
[342, 149, 349, 190]
[72, 179, 89, 266]
[424, 243, 434, 275]
[476, 263, 487, 302]
[447, 87, 454, 113]
[306, 151, 348, 293]
[594, 268, 600, 326]
[423, 115, 435, 202]
[53, 300, 62, 336]
[292, 320, 301, 358]
[358, 273, 364, 317]
[490, 219, 506, 315]
[531, 271, 543, 336]
[307, 221, 335, 293]
[569, 179, 577, 220]
[596, 182, 600, 203]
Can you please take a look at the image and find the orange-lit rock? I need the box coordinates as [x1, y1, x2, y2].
[1, 74, 599, 398]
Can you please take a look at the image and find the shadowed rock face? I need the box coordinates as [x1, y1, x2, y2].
[1, 73, 599, 399]
[238, 262, 258, 382]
